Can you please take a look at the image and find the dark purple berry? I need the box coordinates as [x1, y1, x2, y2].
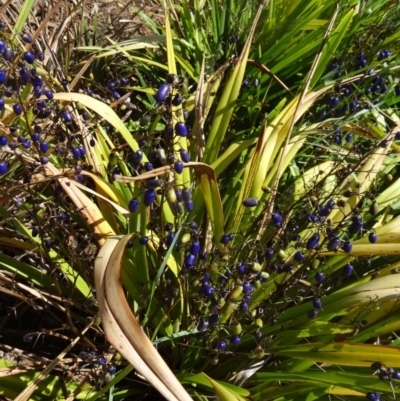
[185, 200, 193, 212]
[174, 160, 183, 174]
[78, 145, 86, 157]
[190, 241, 200, 255]
[341, 241, 353, 253]
[348, 217, 363, 234]
[239, 302, 249, 312]
[155, 83, 170, 103]
[180, 149, 190, 162]
[243, 281, 252, 295]
[393, 371, 400, 380]
[139, 236, 149, 245]
[242, 198, 259, 207]
[133, 150, 143, 163]
[315, 271, 324, 283]
[185, 253, 196, 268]
[197, 319, 209, 332]
[343, 263, 353, 277]
[24, 51, 35, 64]
[231, 335, 241, 345]
[175, 122, 188, 137]
[182, 188, 192, 202]
[327, 236, 341, 251]
[72, 147, 81, 158]
[209, 313, 219, 326]
[313, 298, 322, 309]
[45, 90, 54, 100]
[41, 156, 49, 164]
[220, 234, 230, 244]
[368, 232, 377, 243]
[144, 162, 153, 171]
[3, 46, 13, 61]
[272, 213, 283, 227]
[203, 284, 215, 296]
[13, 104, 22, 115]
[39, 141, 49, 153]
[63, 111, 72, 123]
[97, 356, 107, 366]
[128, 199, 139, 213]
[172, 94, 183, 106]
[307, 309, 318, 319]
[294, 251, 304, 262]
[143, 188, 156, 206]
[0, 161, 8, 175]
[306, 233, 320, 250]
[112, 91, 121, 100]
[0, 70, 6, 84]
[165, 232, 175, 247]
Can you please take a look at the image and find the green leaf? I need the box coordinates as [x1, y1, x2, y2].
[269, 342, 400, 367]
[310, 8, 355, 88]
[14, 0, 36, 34]
[203, 6, 263, 164]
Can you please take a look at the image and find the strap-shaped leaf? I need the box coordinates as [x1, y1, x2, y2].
[95, 235, 193, 401]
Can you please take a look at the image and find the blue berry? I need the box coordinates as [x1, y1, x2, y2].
[203, 284, 215, 297]
[128, 199, 139, 213]
[63, 111, 72, 123]
[155, 83, 170, 103]
[3, 46, 13, 61]
[174, 160, 183, 174]
[327, 236, 341, 251]
[306, 233, 320, 250]
[265, 248, 274, 259]
[343, 263, 353, 277]
[13, 104, 22, 115]
[231, 335, 241, 345]
[0, 70, 6, 85]
[21, 33, 33, 43]
[185, 200, 194, 212]
[313, 298, 323, 309]
[190, 241, 200, 255]
[24, 51, 35, 64]
[315, 271, 324, 283]
[272, 213, 283, 227]
[242, 198, 259, 207]
[294, 251, 304, 262]
[107, 365, 117, 374]
[243, 282, 252, 295]
[307, 309, 318, 319]
[341, 241, 353, 253]
[175, 122, 188, 137]
[39, 141, 49, 153]
[45, 90, 54, 100]
[209, 313, 219, 326]
[112, 91, 121, 100]
[197, 319, 209, 332]
[97, 356, 107, 366]
[72, 147, 81, 158]
[180, 149, 190, 162]
[139, 236, 149, 245]
[0, 161, 8, 174]
[143, 188, 156, 206]
[348, 217, 363, 234]
[368, 232, 377, 243]
[185, 254, 196, 268]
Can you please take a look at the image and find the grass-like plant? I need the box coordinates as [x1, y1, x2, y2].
[1, 0, 400, 400]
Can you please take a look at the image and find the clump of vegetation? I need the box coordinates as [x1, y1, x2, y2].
[2, 0, 400, 400]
